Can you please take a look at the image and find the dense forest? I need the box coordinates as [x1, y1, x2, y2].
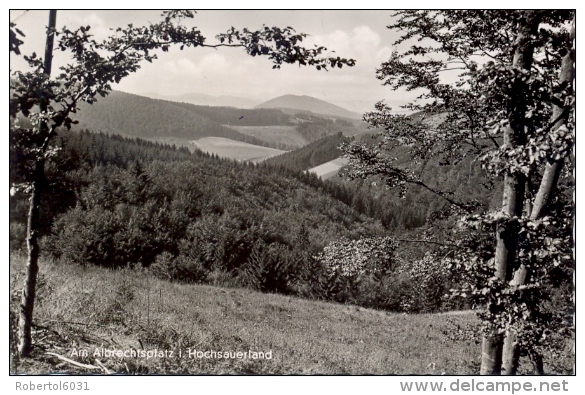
[10, 125, 571, 319]
[9, 130, 475, 312]
[265, 130, 502, 231]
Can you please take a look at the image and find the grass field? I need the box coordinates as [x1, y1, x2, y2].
[9, 254, 574, 375]
[226, 125, 308, 150]
[308, 157, 349, 180]
[190, 137, 286, 162]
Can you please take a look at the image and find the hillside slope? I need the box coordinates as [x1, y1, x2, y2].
[73, 91, 267, 146]
[226, 125, 307, 150]
[13, 254, 572, 375]
[265, 133, 350, 171]
[10, 254, 490, 375]
[138, 91, 259, 109]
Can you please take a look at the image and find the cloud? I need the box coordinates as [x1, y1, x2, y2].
[309, 25, 392, 70]
[66, 12, 111, 41]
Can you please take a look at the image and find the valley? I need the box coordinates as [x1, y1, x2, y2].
[10, 85, 574, 377]
[70, 90, 368, 152]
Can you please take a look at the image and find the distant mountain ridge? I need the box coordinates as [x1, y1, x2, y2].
[69, 91, 368, 150]
[255, 94, 362, 120]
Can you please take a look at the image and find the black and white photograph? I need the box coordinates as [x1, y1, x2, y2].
[8, 7, 575, 383]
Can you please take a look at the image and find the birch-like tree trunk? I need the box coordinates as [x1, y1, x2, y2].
[480, 10, 541, 375]
[501, 19, 575, 376]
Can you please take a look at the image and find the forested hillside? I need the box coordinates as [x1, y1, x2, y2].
[8, 125, 540, 321]
[11, 131, 407, 305]
[265, 133, 350, 171]
[168, 102, 294, 126]
[294, 114, 360, 141]
[138, 91, 259, 108]
[263, 130, 502, 231]
[74, 91, 269, 146]
[9, 130, 474, 312]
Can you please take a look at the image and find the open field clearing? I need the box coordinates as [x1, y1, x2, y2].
[308, 157, 349, 180]
[226, 125, 308, 150]
[190, 137, 286, 162]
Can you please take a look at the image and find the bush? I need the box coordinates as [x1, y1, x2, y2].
[316, 236, 397, 279]
[46, 207, 119, 266]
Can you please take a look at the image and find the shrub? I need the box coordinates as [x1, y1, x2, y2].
[316, 236, 397, 279]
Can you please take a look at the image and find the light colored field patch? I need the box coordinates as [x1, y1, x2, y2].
[308, 157, 349, 180]
[191, 137, 286, 162]
[226, 125, 307, 149]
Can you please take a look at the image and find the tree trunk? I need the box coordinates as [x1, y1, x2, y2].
[481, 336, 504, 375]
[17, 10, 57, 358]
[480, 10, 541, 375]
[530, 350, 545, 375]
[18, 162, 45, 357]
[501, 17, 574, 375]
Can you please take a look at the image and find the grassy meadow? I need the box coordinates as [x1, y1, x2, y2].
[9, 254, 573, 375]
[190, 137, 286, 162]
[227, 125, 308, 150]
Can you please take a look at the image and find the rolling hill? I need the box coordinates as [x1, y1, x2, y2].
[74, 91, 268, 146]
[71, 91, 366, 150]
[256, 94, 362, 120]
[164, 102, 294, 127]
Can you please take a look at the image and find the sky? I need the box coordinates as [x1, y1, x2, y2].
[9, 9, 420, 114]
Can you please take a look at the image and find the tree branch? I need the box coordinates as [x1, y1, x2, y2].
[411, 178, 473, 212]
[46, 352, 101, 371]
